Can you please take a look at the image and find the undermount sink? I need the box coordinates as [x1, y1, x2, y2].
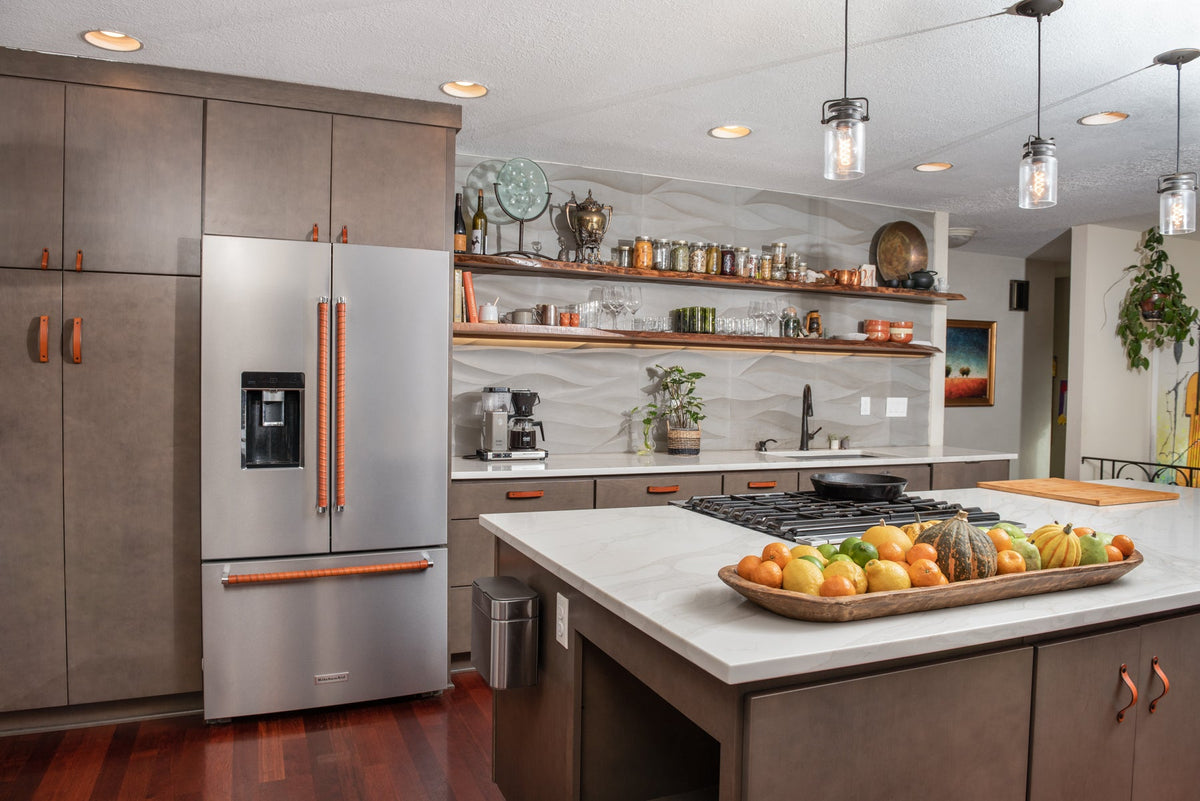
[760, 449, 877, 459]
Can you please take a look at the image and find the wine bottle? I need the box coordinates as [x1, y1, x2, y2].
[453, 192, 467, 253]
[470, 188, 487, 255]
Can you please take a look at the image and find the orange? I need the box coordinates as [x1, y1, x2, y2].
[761, 541, 793, 568]
[995, 549, 1026, 574]
[736, 555, 762, 580]
[1073, 526, 1095, 538]
[750, 560, 784, 588]
[907, 542, 938, 565]
[1105, 544, 1124, 563]
[877, 541, 906, 562]
[1111, 535, 1135, 557]
[986, 528, 1013, 552]
[908, 558, 943, 587]
[936, 573, 950, 585]
[819, 576, 857, 597]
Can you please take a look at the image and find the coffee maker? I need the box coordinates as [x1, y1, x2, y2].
[476, 386, 547, 461]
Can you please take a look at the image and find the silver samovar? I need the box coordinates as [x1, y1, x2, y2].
[563, 190, 612, 264]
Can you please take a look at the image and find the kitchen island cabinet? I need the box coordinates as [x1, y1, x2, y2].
[480, 481, 1200, 801]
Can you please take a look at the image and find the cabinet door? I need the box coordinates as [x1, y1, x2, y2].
[1030, 627, 1142, 801]
[331, 115, 452, 250]
[0, 269, 67, 712]
[745, 648, 1033, 801]
[64, 85, 203, 275]
[0, 77, 64, 271]
[204, 100, 332, 241]
[932, 460, 1011, 489]
[61, 272, 202, 704]
[1131, 613, 1200, 801]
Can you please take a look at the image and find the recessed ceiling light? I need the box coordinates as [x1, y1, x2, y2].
[913, 162, 953, 172]
[82, 30, 143, 52]
[708, 125, 752, 139]
[440, 81, 488, 99]
[1077, 111, 1129, 126]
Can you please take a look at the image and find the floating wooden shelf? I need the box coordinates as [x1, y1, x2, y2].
[453, 322, 940, 357]
[454, 254, 965, 303]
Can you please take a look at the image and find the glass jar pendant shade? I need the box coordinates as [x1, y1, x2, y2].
[1155, 49, 1199, 235]
[821, 0, 868, 181]
[1014, 0, 1062, 210]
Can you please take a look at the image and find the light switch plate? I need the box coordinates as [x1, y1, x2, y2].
[555, 592, 569, 649]
[886, 397, 908, 417]
[860, 397, 871, 415]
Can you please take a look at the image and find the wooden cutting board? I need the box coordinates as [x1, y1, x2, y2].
[976, 478, 1179, 506]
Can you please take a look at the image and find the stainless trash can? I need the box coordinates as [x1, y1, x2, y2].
[471, 576, 539, 689]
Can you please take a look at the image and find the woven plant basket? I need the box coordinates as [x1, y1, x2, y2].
[666, 425, 701, 455]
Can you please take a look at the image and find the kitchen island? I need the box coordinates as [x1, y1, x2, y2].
[479, 481, 1200, 801]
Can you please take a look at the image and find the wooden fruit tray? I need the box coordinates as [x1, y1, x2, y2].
[717, 551, 1142, 623]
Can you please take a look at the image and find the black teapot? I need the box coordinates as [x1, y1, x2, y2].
[909, 269, 937, 290]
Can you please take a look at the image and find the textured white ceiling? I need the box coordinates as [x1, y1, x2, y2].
[5, 0, 1199, 257]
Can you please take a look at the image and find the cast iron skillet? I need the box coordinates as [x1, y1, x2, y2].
[810, 472, 909, 502]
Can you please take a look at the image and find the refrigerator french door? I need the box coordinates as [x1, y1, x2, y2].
[200, 235, 450, 720]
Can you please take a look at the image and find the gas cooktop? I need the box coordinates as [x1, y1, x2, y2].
[676, 491, 1005, 545]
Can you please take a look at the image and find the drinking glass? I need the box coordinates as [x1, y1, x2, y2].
[601, 285, 626, 328]
[625, 286, 642, 328]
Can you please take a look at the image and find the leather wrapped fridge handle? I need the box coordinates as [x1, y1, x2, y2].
[70, 318, 82, 364]
[317, 298, 330, 513]
[38, 315, 49, 363]
[335, 298, 347, 511]
[222, 558, 432, 586]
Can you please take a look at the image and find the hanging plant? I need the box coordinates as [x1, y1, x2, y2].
[1116, 227, 1198, 371]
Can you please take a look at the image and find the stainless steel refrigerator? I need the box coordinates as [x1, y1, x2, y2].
[200, 235, 450, 721]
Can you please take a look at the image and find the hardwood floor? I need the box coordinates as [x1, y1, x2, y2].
[0, 671, 506, 801]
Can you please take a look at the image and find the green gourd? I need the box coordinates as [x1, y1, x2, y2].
[914, 510, 998, 582]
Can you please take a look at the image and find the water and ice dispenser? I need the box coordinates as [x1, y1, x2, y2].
[241, 371, 303, 468]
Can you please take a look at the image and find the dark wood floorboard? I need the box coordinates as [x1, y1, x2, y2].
[0, 672, 506, 801]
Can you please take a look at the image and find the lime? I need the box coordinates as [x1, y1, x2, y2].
[799, 555, 825, 570]
[848, 541, 879, 568]
[817, 543, 840, 561]
[828, 553, 853, 564]
[838, 536, 862, 556]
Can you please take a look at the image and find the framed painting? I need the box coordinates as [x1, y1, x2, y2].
[945, 319, 996, 407]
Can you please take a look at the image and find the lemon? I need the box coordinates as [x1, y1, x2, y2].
[782, 558, 824, 595]
[790, 544, 829, 566]
[823, 559, 867, 594]
[861, 522, 912, 555]
[863, 559, 912, 592]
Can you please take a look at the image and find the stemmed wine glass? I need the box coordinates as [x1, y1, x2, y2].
[601, 285, 626, 329]
[625, 286, 642, 329]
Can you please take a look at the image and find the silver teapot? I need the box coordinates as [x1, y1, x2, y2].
[564, 190, 612, 264]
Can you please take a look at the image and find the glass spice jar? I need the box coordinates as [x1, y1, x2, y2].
[734, 246, 750, 277]
[720, 244, 736, 276]
[770, 242, 788, 279]
[780, 306, 802, 338]
[617, 245, 632, 268]
[633, 236, 653, 270]
[705, 243, 721, 275]
[652, 238, 671, 270]
[786, 252, 803, 281]
[744, 251, 760, 279]
[689, 242, 707, 273]
[671, 240, 690, 272]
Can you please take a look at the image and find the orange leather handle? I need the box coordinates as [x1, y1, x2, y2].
[312, 223, 319, 242]
[335, 299, 347, 510]
[222, 558, 431, 586]
[1148, 656, 1170, 713]
[74, 250, 82, 271]
[507, 490, 545, 499]
[340, 225, 348, 244]
[647, 485, 680, 494]
[38, 315, 49, 362]
[71, 317, 82, 363]
[1117, 663, 1138, 723]
[317, 299, 330, 512]
[748, 481, 777, 489]
[41, 248, 49, 269]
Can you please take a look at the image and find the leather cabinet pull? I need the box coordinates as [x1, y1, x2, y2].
[647, 485, 680, 494]
[1117, 663, 1138, 723]
[341, 225, 348, 244]
[38, 315, 49, 362]
[1148, 656, 1170, 713]
[41, 248, 49, 269]
[748, 481, 777, 489]
[312, 223, 320, 242]
[507, 490, 545, 499]
[75, 250, 82, 271]
[71, 318, 82, 364]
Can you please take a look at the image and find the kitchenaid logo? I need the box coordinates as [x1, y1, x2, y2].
[314, 671, 349, 685]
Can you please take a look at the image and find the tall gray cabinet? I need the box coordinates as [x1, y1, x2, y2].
[0, 47, 459, 726]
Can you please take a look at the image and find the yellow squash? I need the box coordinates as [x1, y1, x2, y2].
[1034, 523, 1081, 568]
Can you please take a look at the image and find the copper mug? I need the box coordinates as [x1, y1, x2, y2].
[832, 269, 861, 286]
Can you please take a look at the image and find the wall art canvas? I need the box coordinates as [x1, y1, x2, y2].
[944, 320, 996, 407]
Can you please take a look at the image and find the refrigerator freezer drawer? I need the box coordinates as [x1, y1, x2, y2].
[201, 548, 448, 720]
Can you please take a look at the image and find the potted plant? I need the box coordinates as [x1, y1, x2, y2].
[1116, 227, 1198, 371]
[631, 364, 706, 455]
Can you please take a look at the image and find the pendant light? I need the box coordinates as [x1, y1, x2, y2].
[1155, 48, 1199, 236]
[821, 0, 868, 180]
[1015, 0, 1062, 209]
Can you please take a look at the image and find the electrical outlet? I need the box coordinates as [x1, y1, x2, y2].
[860, 397, 871, 415]
[886, 397, 908, 417]
[555, 592, 569, 649]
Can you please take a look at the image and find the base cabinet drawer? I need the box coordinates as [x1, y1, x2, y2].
[721, 471, 799, 494]
[450, 478, 594, 519]
[595, 473, 723, 508]
[932, 460, 1011, 489]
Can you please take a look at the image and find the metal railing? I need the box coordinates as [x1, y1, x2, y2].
[1082, 456, 1200, 487]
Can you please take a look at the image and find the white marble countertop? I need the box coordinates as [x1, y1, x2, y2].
[452, 445, 1016, 480]
[479, 480, 1200, 685]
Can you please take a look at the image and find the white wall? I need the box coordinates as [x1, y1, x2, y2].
[942, 250, 1032, 469]
[1069, 225, 1200, 478]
